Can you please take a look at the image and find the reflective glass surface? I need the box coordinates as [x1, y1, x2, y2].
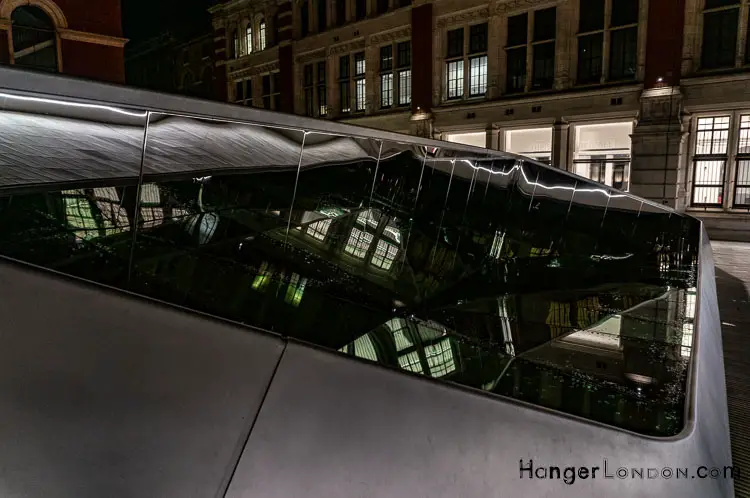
[0, 108, 700, 437]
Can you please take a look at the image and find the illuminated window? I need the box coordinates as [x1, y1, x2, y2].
[424, 338, 456, 377]
[353, 334, 378, 361]
[444, 131, 485, 148]
[354, 52, 366, 112]
[446, 60, 463, 99]
[345, 227, 373, 258]
[385, 318, 413, 351]
[285, 273, 307, 306]
[573, 122, 632, 190]
[371, 239, 399, 269]
[505, 127, 553, 164]
[258, 19, 267, 50]
[398, 69, 411, 106]
[469, 55, 487, 96]
[306, 218, 332, 240]
[692, 116, 729, 206]
[232, 30, 239, 58]
[93, 187, 130, 236]
[139, 183, 164, 228]
[63, 190, 98, 240]
[252, 261, 272, 291]
[398, 351, 423, 373]
[356, 209, 379, 228]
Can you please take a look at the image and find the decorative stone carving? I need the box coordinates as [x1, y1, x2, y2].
[437, 8, 489, 28]
[230, 61, 280, 78]
[328, 39, 366, 55]
[296, 48, 327, 64]
[493, 0, 555, 15]
[369, 27, 411, 44]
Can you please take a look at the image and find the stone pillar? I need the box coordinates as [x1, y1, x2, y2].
[486, 126, 500, 150]
[410, 111, 434, 139]
[629, 87, 689, 209]
[551, 119, 570, 171]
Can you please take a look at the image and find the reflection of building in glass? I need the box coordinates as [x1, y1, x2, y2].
[140, 183, 164, 228]
[93, 187, 130, 236]
[63, 190, 99, 241]
[285, 273, 307, 306]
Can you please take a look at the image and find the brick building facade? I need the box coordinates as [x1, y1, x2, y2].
[0, 0, 126, 83]
[211, 0, 750, 241]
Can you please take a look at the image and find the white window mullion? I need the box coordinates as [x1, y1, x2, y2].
[726, 110, 742, 208]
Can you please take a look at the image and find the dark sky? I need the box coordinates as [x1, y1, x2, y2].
[122, 0, 215, 43]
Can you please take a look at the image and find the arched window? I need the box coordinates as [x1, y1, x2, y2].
[245, 25, 253, 53]
[258, 18, 267, 50]
[11, 6, 58, 72]
[232, 29, 239, 58]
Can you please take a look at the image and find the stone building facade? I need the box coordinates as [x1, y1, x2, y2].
[211, 0, 750, 241]
[0, 0, 126, 83]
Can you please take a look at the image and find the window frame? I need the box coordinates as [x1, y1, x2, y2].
[354, 51, 366, 112]
[687, 110, 750, 210]
[378, 40, 411, 109]
[233, 78, 253, 106]
[504, 7, 558, 95]
[443, 22, 488, 101]
[700, 0, 742, 70]
[261, 71, 282, 111]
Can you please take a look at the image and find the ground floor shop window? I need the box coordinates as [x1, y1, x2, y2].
[573, 122, 632, 190]
[505, 127, 553, 164]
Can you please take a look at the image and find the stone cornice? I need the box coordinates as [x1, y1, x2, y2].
[229, 60, 279, 78]
[437, 7, 489, 28]
[369, 27, 411, 45]
[492, 0, 556, 15]
[296, 48, 326, 64]
[58, 29, 128, 48]
[328, 39, 366, 56]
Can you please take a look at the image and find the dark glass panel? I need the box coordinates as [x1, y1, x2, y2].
[609, 27, 637, 80]
[611, 0, 638, 26]
[577, 33, 603, 84]
[469, 22, 488, 54]
[397, 41, 411, 67]
[447, 28, 464, 58]
[701, 8, 739, 69]
[532, 41, 555, 89]
[317, 0, 327, 30]
[579, 0, 605, 32]
[301, 1, 309, 37]
[506, 46, 526, 92]
[533, 7, 556, 41]
[507, 13, 528, 47]
[380, 45, 393, 71]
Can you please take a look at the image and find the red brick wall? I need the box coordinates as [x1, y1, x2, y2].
[411, 3, 432, 114]
[54, 0, 123, 38]
[279, 43, 294, 113]
[61, 39, 125, 83]
[644, 0, 686, 88]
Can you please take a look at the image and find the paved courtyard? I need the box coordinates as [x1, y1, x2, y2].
[712, 241, 750, 498]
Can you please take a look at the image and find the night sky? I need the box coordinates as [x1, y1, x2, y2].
[122, 0, 215, 43]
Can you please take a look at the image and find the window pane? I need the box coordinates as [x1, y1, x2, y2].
[235, 81, 244, 101]
[345, 227, 373, 257]
[694, 116, 730, 155]
[354, 52, 365, 75]
[577, 33, 603, 84]
[447, 28, 464, 58]
[380, 45, 393, 71]
[273, 72, 280, 92]
[355, 78, 366, 111]
[738, 115, 750, 152]
[446, 60, 464, 98]
[507, 13, 528, 46]
[317, 61, 326, 83]
[380, 73, 393, 107]
[469, 55, 487, 96]
[259, 20, 267, 49]
[356, 0, 366, 20]
[532, 41, 555, 89]
[735, 160, 750, 206]
[316, 0, 326, 31]
[339, 55, 350, 78]
[301, 1, 309, 37]
[611, 0, 638, 26]
[702, 9, 738, 69]
[377, 0, 388, 14]
[692, 159, 725, 205]
[318, 84, 327, 115]
[469, 23, 488, 53]
[305, 87, 314, 116]
[371, 239, 399, 270]
[262, 74, 271, 94]
[336, 0, 346, 26]
[398, 69, 411, 105]
[304, 64, 313, 86]
[397, 41, 411, 67]
[579, 0, 604, 32]
[506, 46, 526, 92]
[609, 27, 637, 80]
[534, 7, 556, 41]
[340, 81, 350, 112]
[246, 26, 253, 53]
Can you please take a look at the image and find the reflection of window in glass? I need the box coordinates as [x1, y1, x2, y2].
[93, 187, 130, 235]
[63, 190, 98, 240]
[398, 350, 423, 373]
[353, 334, 378, 361]
[252, 261, 272, 290]
[546, 302, 571, 338]
[140, 184, 164, 228]
[692, 116, 729, 206]
[416, 320, 444, 341]
[285, 273, 307, 306]
[345, 227, 374, 258]
[489, 231, 505, 258]
[186, 213, 218, 245]
[681, 322, 694, 358]
[424, 338, 456, 378]
[356, 209, 379, 228]
[306, 218, 332, 240]
[385, 318, 412, 351]
[371, 239, 399, 269]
